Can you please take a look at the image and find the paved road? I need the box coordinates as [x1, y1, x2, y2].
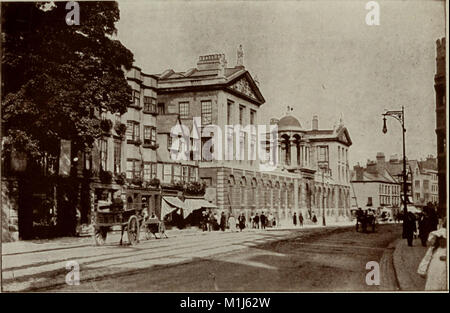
[35, 224, 402, 292]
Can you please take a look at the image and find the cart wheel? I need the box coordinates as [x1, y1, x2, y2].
[127, 216, 140, 245]
[94, 227, 107, 246]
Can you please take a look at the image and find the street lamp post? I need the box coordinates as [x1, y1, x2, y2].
[320, 165, 327, 226]
[382, 106, 407, 237]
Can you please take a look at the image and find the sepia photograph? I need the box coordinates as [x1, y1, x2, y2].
[0, 0, 448, 300]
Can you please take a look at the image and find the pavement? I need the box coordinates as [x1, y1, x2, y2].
[392, 237, 427, 291]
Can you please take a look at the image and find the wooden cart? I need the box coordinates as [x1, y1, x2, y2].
[93, 202, 142, 246]
[142, 217, 168, 239]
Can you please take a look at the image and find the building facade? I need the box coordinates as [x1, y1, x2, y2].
[2, 48, 354, 239]
[351, 155, 401, 210]
[409, 157, 439, 207]
[151, 50, 352, 225]
[435, 37, 446, 217]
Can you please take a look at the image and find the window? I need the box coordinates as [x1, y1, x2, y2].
[423, 180, 429, 191]
[189, 167, 198, 182]
[144, 162, 151, 181]
[182, 166, 189, 182]
[201, 137, 213, 161]
[157, 103, 165, 115]
[99, 139, 108, 171]
[144, 96, 156, 113]
[126, 159, 141, 179]
[114, 139, 121, 174]
[144, 126, 156, 146]
[415, 180, 420, 189]
[367, 197, 373, 206]
[168, 136, 173, 151]
[250, 109, 256, 125]
[163, 164, 172, 183]
[131, 90, 140, 107]
[179, 102, 189, 119]
[226, 126, 234, 160]
[201, 100, 212, 125]
[250, 133, 257, 162]
[151, 163, 157, 179]
[239, 131, 245, 162]
[318, 146, 329, 167]
[227, 100, 234, 124]
[127, 121, 140, 142]
[173, 165, 181, 182]
[239, 105, 245, 124]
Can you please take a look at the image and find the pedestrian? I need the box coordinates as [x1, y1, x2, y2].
[267, 213, 273, 228]
[293, 212, 297, 226]
[356, 207, 363, 232]
[299, 213, 304, 227]
[254, 213, 260, 229]
[260, 212, 266, 230]
[418, 219, 447, 290]
[404, 211, 416, 247]
[207, 210, 214, 231]
[238, 213, 246, 231]
[220, 212, 226, 231]
[312, 213, 317, 224]
[228, 214, 237, 232]
[250, 213, 255, 228]
[418, 211, 430, 247]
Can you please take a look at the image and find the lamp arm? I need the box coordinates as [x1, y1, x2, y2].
[383, 112, 405, 130]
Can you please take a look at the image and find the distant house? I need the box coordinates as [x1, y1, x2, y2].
[351, 153, 401, 210]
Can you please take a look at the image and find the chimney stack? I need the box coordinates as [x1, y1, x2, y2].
[312, 115, 318, 130]
[376, 152, 386, 173]
[197, 54, 227, 76]
[354, 165, 364, 181]
[236, 44, 244, 68]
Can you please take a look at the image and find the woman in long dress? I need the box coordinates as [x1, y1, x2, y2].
[228, 214, 237, 232]
[424, 226, 447, 290]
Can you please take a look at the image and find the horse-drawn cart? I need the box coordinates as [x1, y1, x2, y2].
[142, 217, 168, 240]
[93, 200, 142, 246]
[355, 208, 377, 233]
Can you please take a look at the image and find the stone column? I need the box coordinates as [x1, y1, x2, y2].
[276, 140, 281, 167]
[294, 179, 299, 212]
[290, 139, 297, 168]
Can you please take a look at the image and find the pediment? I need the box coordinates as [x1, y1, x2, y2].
[337, 127, 352, 146]
[229, 77, 257, 100]
[226, 72, 265, 105]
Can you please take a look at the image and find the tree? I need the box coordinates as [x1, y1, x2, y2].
[1, 1, 133, 159]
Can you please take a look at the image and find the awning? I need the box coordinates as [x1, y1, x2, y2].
[401, 196, 414, 204]
[407, 205, 421, 214]
[161, 196, 187, 218]
[183, 199, 217, 219]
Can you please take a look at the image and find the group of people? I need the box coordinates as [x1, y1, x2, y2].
[200, 210, 277, 232]
[249, 212, 275, 229]
[292, 212, 305, 227]
[404, 205, 439, 247]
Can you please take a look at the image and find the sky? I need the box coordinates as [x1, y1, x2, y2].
[115, 0, 446, 167]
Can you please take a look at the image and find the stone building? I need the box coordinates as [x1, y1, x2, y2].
[434, 37, 446, 217]
[351, 154, 402, 210]
[409, 156, 439, 207]
[151, 49, 353, 225]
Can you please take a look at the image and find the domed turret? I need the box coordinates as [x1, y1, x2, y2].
[278, 115, 303, 132]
